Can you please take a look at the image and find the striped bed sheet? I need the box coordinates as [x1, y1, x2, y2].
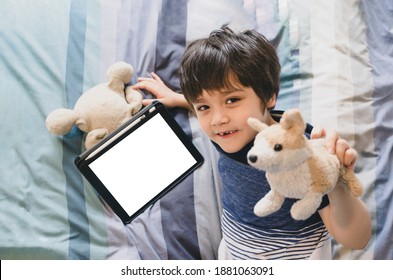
[0, 0, 392, 260]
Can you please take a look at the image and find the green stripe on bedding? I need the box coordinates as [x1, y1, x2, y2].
[0, 1, 71, 259]
[81, 0, 111, 260]
[62, 0, 91, 259]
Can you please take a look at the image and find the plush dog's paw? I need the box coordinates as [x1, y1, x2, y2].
[254, 201, 274, 217]
[290, 203, 315, 220]
[254, 191, 284, 217]
[290, 195, 321, 220]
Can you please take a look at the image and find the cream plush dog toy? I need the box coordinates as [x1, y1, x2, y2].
[46, 61, 143, 149]
[247, 109, 363, 220]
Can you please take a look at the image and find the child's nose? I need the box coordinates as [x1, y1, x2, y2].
[211, 109, 229, 126]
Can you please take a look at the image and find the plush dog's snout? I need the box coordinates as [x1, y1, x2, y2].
[248, 155, 258, 163]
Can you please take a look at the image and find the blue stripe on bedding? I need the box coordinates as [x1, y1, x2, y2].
[2, 0, 387, 261]
[63, 0, 90, 259]
[253, 0, 311, 116]
[260, 0, 302, 112]
[154, 0, 201, 260]
[154, 0, 187, 92]
[116, 0, 159, 80]
[0, 1, 74, 259]
[361, 0, 393, 259]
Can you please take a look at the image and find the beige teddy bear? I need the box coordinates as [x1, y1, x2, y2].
[247, 108, 363, 220]
[46, 61, 143, 149]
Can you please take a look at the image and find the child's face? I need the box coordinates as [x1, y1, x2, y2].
[192, 83, 276, 153]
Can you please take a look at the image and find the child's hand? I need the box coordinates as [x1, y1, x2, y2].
[132, 72, 189, 109]
[311, 127, 358, 170]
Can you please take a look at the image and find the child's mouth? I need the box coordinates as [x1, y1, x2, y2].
[217, 130, 237, 137]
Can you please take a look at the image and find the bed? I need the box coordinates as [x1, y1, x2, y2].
[0, 0, 392, 260]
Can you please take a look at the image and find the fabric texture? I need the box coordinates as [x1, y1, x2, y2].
[0, 0, 391, 259]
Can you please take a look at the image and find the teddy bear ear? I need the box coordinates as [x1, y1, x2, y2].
[107, 61, 134, 81]
[107, 61, 134, 92]
[280, 108, 306, 134]
[247, 117, 268, 132]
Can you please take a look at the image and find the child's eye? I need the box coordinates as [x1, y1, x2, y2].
[196, 105, 209, 111]
[226, 97, 240, 104]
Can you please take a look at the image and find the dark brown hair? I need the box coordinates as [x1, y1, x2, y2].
[179, 26, 280, 109]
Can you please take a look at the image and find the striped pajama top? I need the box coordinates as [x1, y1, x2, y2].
[216, 141, 331, 260]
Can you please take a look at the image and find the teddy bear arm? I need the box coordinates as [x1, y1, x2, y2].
[290, 192, 323, 220]
[85, 128, 109, 150]
[125, 87, 143, 115]
[254, 190, 285, 217]
[75, 117, 90, 132]
[46, 108, 78, 135]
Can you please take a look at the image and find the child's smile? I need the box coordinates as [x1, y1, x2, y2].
[192, 81, 276, 154]
[216, 130, 238, 137]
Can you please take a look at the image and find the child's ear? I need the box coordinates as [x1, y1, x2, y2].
[248, 117, 268, 132]
[280, 109, 306, 135]
[267, 95, 277, 109]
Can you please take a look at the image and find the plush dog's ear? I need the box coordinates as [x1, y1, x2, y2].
[248, 117, 268, 132]
[280, 109, 306, 135]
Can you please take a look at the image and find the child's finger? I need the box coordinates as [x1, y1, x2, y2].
[150, 72, 163, 83]
[335, 139, 357, 170]
[344, 148, 358, 170]
[137, 77, 155, 83]
[310, 126, 327, 140]
[324, 129, 340, 154]
[142, 98, 155, 106]
[335, 139, 349, 163]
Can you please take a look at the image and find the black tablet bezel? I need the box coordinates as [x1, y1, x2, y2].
[74, 101, 204, 224]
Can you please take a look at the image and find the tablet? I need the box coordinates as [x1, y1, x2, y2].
[74, 101, 204, 224]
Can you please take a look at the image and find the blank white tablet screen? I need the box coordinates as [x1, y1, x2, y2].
[88, 113, 197, 216]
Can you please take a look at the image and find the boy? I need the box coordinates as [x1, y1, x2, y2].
[133, 26, 371, 259]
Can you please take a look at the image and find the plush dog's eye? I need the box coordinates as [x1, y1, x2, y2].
[274, 144, 283, 151]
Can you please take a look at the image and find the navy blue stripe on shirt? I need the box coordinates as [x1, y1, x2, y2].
[222, 210, 329, 260]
